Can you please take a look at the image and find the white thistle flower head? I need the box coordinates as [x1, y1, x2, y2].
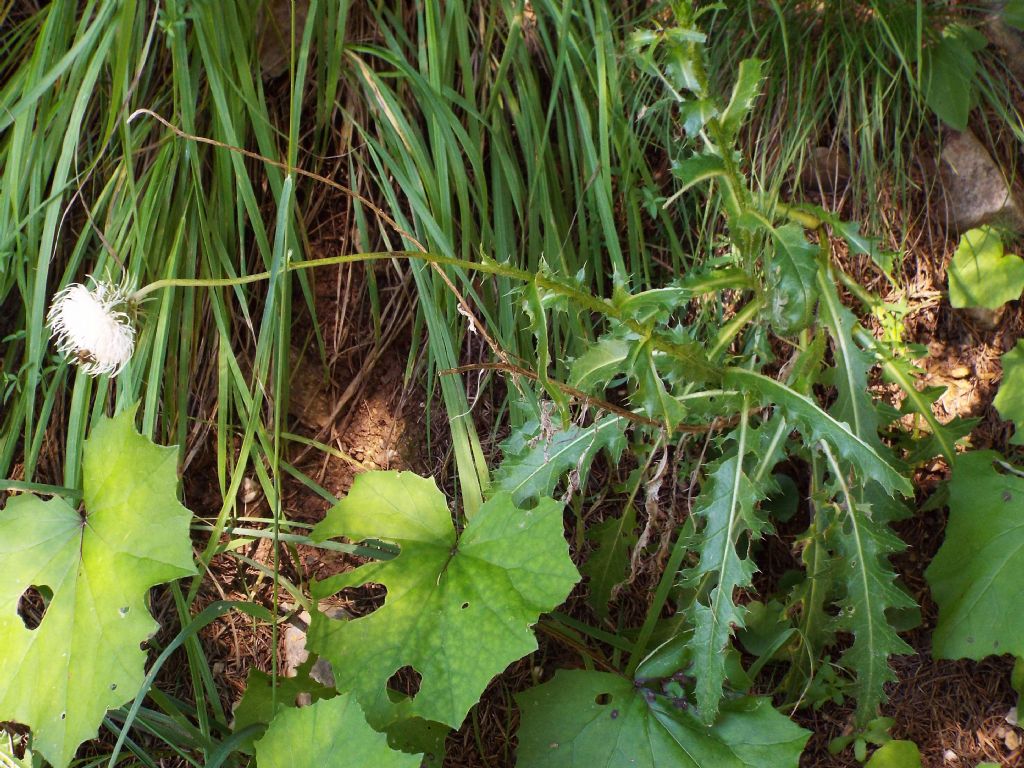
[47, 277, 136, 376]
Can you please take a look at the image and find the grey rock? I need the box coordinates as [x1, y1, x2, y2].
[940, 129, 1023, 232]
[282, 606, 350, 689]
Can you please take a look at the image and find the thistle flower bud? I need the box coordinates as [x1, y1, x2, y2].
[47, 278, 136, 376]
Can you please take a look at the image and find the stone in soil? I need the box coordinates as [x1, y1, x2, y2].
[940, 129, 1024, 233]
[282, 606, 350, 689]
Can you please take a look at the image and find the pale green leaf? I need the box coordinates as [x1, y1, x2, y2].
[515, 670, 809, 768]
[309, 472, 580, 729]
[724, 368, 911, 496]
[672, 153, 728, 192]
[253, 694, 420, 768]
[679, 99, 717, 136]
[994, 341, 1024, 443]
[233, 659, 337, 752]
[926, 451, 1024, 659]
[0, 408, 196, 768]
[948, 226, 1024, 310]
[865, 741, 922, 768]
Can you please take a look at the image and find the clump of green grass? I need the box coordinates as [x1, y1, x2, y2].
[704, 0, 1023, 233]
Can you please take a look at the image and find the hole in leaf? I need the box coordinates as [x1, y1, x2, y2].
[17, 586, 49, 630]
[387, 665, 422, 700]
[110, 683, 117, 691]
[119, 606, 129, 617]
[337, 583, 388, 619]
[594, 693, 612, 705]
[461, 602, 470, 610]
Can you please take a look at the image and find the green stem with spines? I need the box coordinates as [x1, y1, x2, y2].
[130, 249, 722, 382]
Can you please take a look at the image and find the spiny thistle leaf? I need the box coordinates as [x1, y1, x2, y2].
[0, 408, 196, 768]
[719, 58, 764, 141]
[725, 368, 911, 497]
[684, 449, 769, 724]
[817, 274, 881, 448]
[494, 416, 626, 505]
[823, 448, 914, 727]
[308, 472, 580, 730]
[569, 335, 631, 393]
[767, 223, 819, 336]
[515, 670, 809, 768]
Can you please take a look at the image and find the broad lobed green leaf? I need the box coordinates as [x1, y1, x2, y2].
[926, 451, 1024, 659]
[309, 471, 580, 730]
[253, 694, 421, 768]
[947, 226, 1024, 310]
[0, 408, 196, 768]
[515, 670, 809, 768]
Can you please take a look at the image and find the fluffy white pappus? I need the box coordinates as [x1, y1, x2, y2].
[47, 279, 136, 376]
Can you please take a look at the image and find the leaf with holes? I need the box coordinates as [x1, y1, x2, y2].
[926, 451, 1024, 659]
[515, 670, 809, 768]
[253, 694, 421, 768]
[308, 472, 580, 729]
[0, 408, 196, 768]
